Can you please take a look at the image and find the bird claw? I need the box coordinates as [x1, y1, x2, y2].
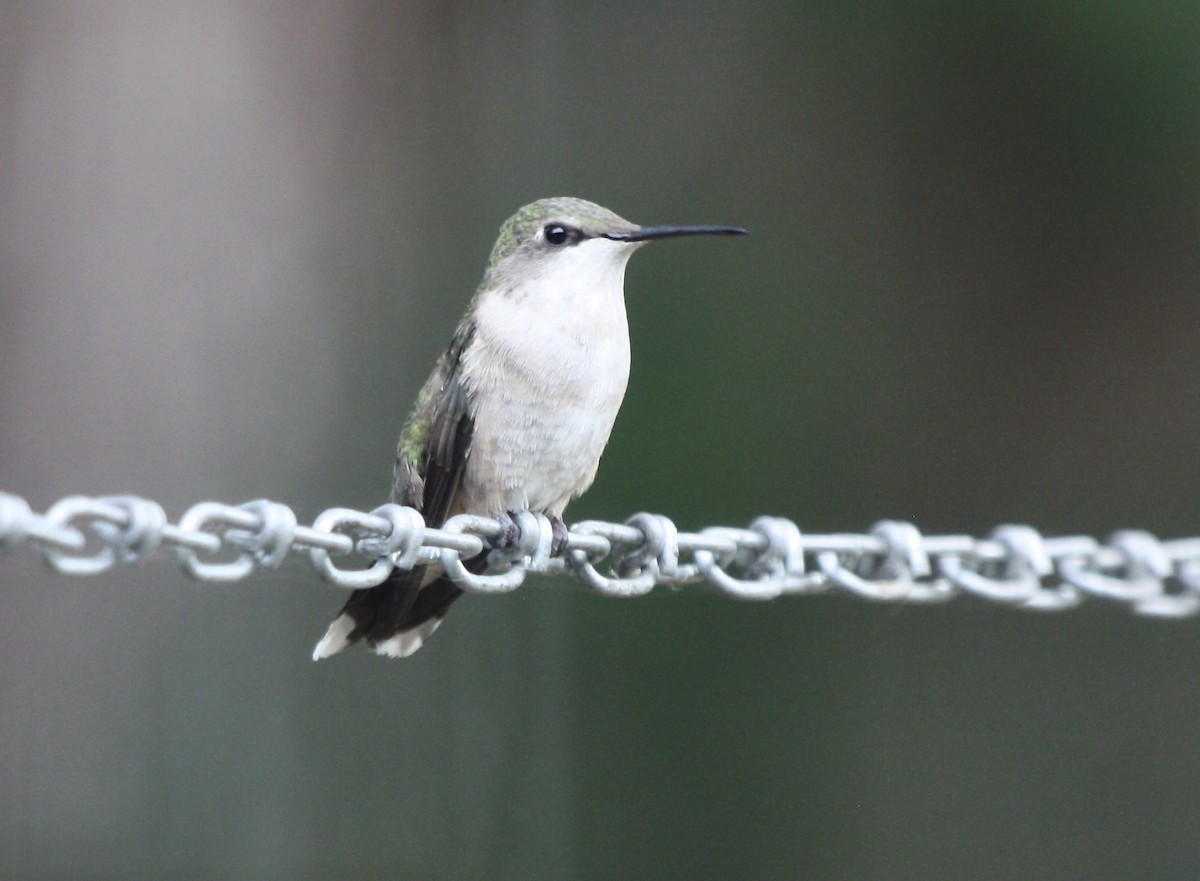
[493, 511, 569, 557]
[550, 516, 569, 557]
[493, 510, 522, 549]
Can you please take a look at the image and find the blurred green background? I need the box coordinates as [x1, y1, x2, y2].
[3, 2, 1200, 879]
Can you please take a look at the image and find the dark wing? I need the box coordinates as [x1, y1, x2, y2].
[333, 322, 476, 648]
[402, 321, 476, 524]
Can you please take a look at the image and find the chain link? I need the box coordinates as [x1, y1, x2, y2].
[2, 490, 1200, 618]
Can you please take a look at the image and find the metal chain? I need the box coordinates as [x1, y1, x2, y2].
[2, 490, 1199, 618]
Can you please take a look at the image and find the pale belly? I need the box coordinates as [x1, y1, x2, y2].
[459, 326, 631, 516]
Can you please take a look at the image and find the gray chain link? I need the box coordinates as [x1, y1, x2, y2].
[2, 490, 1199, 618]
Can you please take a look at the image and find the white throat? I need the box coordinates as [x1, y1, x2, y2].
[460, 238, 637, 514]
[474, 238, 637, 370]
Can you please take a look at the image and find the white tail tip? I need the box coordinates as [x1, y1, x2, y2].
[312, 614, 356, 661]
[371, 617, 443, 658]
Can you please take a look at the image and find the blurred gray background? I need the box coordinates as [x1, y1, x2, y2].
[2, 2, 1199, 879]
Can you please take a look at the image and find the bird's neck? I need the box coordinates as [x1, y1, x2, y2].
[467, 270, 631, 398]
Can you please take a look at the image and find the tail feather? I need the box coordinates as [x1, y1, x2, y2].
[312, 565, 468, 660]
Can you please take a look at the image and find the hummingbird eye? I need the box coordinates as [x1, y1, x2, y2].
[542, 223, 572, 246]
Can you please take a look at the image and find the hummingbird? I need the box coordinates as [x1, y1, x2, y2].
[313, 197, 746, 659]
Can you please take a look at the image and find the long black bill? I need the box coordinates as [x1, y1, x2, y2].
[604, 224, 748, 243]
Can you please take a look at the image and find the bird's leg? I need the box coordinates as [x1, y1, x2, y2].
[493, 511, 568, 556]
[493, 510, 522, 549]
[549, 516, 570, 557]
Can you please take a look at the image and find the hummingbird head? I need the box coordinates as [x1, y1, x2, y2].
[479, 197, 746, 295]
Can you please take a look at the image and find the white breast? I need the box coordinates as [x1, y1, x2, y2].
[460, 238, 635, 516]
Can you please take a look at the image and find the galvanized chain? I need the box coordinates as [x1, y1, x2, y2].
[2, 490, 1199, 618]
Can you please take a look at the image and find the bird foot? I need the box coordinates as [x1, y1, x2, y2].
[493, 510, 522, 549]
[550, 516, 570, 557]
[492, 511, 570, 557]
